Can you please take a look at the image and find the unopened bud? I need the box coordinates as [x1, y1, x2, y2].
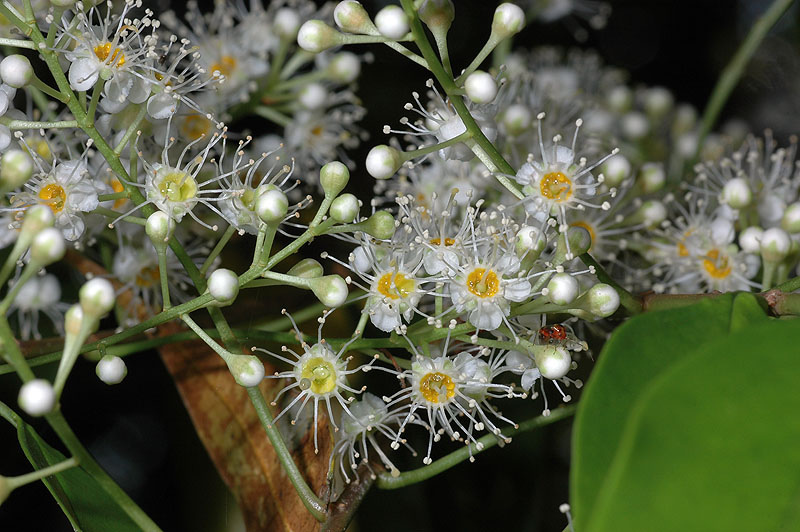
[227, 355, 265, 387]
[600, 154, 630, 187]
[320, 160, 350, 197]
[635, 200, 667, 227]
[375, 5, 409, 39]
[308, 275, 349, 307]
[297, 20, 344, 53]
[501, 103, 532, 136]
[781, 203, 800, 233]
[64, 304, 84, 336]
[553, 226, 592, 264]
[256, 188, 288, 224]
[19, 205, 54, 242]
[721, 177, 751, 209]
[419, 0, 454, 31]
[0, 55, 33, 88]
[532, 345, 571, 380]
[366, 144, 402, 180]
[96, 355, 127, 385]
[638, 162, 665, 194]
[464, 71, 498, 104]
[30, 227, 65, 266]
[546, 273, 579, 306]
[327, 52, 361, 83]
[287, 258, 324, 279]
[760, 227, 791, 263]
[330, 193, 360, 222]
[356, 210, 395, 239]
[298, 82, 327, 110]
[581, 283, 620, 318]
[145, 211, 174, 251]
[643, 86, 674, 119]
[334, 1, 376, 34]
[18, 379, 55, 417]
[739, 226, 763, 254]
[516, 225, 547, 259]
[274, 8, 301, 40]
[79, 278, 115, 318]
[208, 268, 239, 305]
[1, 149, 34, 190]
[491, 3, 525, 40]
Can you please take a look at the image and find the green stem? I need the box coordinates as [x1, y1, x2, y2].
[376, 406, 575, 489]
[157, 248, 171, 309]
[774, 275, 800, 292]
[454, 36, 500, 85]
[86, 82, 102, 126]
[6, 457, 79, 490]
[696, 0, 795, 152]
[0, 117, 78, 129]
[29, 75, 69, 103]
[0, 37, 35, 49]
[0, 317, 34, 380]
[201, 225, 236, 275]
[113, 104, 148, 155]
[97, 191, 129, 202]
[246, 387, 327, 522]
[254, 105, 292, 127]
[0, 261, 38, 315]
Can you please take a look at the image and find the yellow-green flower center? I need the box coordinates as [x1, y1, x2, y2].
[300, 357, 337, 394]
[419, 372, 456, 403]
[540, 171, 572, 202]
[466, 268, 500, 298]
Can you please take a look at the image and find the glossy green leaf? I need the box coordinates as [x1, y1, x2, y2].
[13, 414, 141, 532]
[585, 318, 800, 531]
[571, 292, 769, 527]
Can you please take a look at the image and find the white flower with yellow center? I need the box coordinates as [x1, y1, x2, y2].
[513, 116, 617, 231]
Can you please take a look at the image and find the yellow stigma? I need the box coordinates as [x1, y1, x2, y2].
[157, 172, 197, 202]
[419, 372, 456, 404]
[181, 114, 212, 141]
[539, 171, 573, 202]
[377, 272, 415, 300]
[300, 357, 337, 394]
[466, 268, 500, 298]
[135, 265, 160, 288]
[38, 184, 66, 214]
[111, 178, 127, 209]
[702, 248, 732, 279]
[570, 221, 596, 248]
[210, 55, 237, 78]
[430, 237, 455, 246]
[94, 42, 125, 67]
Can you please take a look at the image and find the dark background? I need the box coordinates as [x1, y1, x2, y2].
[2, 0, 799, 531]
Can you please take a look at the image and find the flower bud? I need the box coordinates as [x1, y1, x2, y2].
[20, 205, 54, 242]
[0, 149, 34, 190]
[308, 275, 349, 307]
[64, 304, 84, 336]
[96, 355, 127, 385]
[356, 210, 396, 239]
[18, 379, 55, 417]
[516, 225, 547, 259]
[553, 226, 592, 264]
[30, 227, 65, 266]
[643, 86, 674, 119]
[532, 345, 571, 380]
[739, 226, 763, 253]
[0, 124, 11, 151]
[256, 188, 289, 224]
[464, 70, 498, 104]
[419, 0, 455, 32]
[287, 258, 324, 279]
[208, 268, 239, 305]
[320, 160, 350, 197]
[297, 20, 344, 53]
[145, 211, 174, 251]
[635, 200, 667, 228]
[274, 8, 302, 40]
[298, 82, 328, 110]
[501, 103, 532, 136]
[227, 355, 265, 387]
[0, 55, 33, 88]
[781, 202, 800, 234]
[375, 5, 409, 39]
[366, 144, 402, 180]
[621, 111, 649, 140]
[80, 278, 115, 318]
[721, 177, 752, 209]
[760, 227, 791, 263]
[546, 273, 579, 306]
[334, 1, 376, 34]
[638, 162, 665, 194]
[330, 193, 360, 222]
[327, 52, 361, 83]
[491, 3, 525, 40]
[606, 86, 632, 112]
[581, 283, 620, 318]
[600, 154, 631, 187]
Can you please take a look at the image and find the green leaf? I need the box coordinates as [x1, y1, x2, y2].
[13, 415, 141, 532]
[571, 294, 740, 524]
[585, 318, 800, 531]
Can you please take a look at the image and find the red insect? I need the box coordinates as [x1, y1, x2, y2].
[539, 324, 567, 341]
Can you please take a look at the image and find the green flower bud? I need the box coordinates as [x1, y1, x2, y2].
[577, 283, 620, 318]
[96, 355, 127, 385]
[256, 188, 288, 224]
[320, 160, 350, 197]
[491, 3, 525, 40]
[308, 275, 349, 307]
[355, 210, 396, 239]
[287, 258, 324, 279]
[79, 278, 115, 319]
[145, 211, 174, 252]
[552, 226, 592, 264]
[333, 1, 376, 34]
[18, 379, 55, 417]
[532, 345, 572, 380]
[546, 273, 579, 306]
[330, 193, 360, 222]
[207, 268, 239, 306]
[760, 227, 791, 263]
[30, 227, 65, 266]
[64, 304, 84, 336]
[0, 149, 34, 190]
[297, 20, 344, 53]
[227, 354, 265, 387]
[781, 203, 800, 234]
[365, 145, 402, 180]
[419, 0, 455, 32]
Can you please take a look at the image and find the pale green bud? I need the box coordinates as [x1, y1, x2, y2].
[30, 227, 65, 266]
[638, 162, 665, 194]
[721, 177, 752, 209]
[227, 355, 265, 387]
[333, 1, 376, 34]
[96, 355, 127, 385]
[0, 149, 34, 190]
[18, 379, 55, 417]
[64, 304, 84, 336]
[287, 258, 324, 279]
[464, 71, 498, 104]
[297, 20, 344, 53]
[145, 211, 174, 251]
[327, 52, 361, 84]
[320, 161, 350, 197]
[0, 55, 33, 88]
[365, 145, 402, 180]
[581, 283, 620, 318]
[375, 5, 409, 39]
[546, 273, 579, 306]
[79, 278, 115, 319]
[491, 3, 525, 40]
[781, 203, 800, 233]
[761, 227, 791, 263]
[419, 0, 455, 32]
[356, 210, 396, 239]
[532, 345, 571, 380]
[330, 193, 360, 222]
[256, 188, 288, 224]
[308, 275, 349, 307]
[207, 268, 239, 305]
[553, 226, 592, 264]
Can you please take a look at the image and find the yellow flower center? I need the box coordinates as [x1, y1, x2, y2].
[677, 229, 694, 257]
[94, 42, 126, 67]
[181, 114, 212, 141]
[38, 184, 66, 214]
[419, 372, 456, 404]
[702, 248, 732, 279]
[311, 125, 324, 136]
[377, 272, 415, 300]
[210, 55, 237, 78]
[539, 171, 573, 202]
[466, 268, 500, 298]
[300, 357, 337, 394]
[135, 265, 160, 287]
[430, 237, 455, 246]
[157, 171, 197, 202]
